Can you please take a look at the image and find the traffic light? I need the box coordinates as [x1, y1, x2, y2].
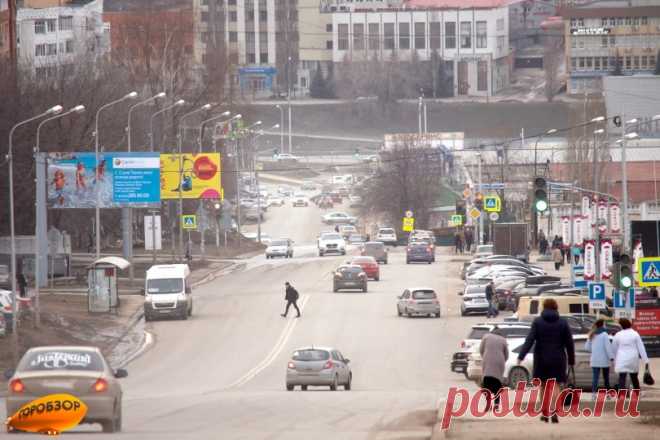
[533, 177, 548, 213]
[618, 254, 633, 289]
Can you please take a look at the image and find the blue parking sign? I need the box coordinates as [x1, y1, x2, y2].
[588, 282, 606, 310]
[613, 288, 635, 319]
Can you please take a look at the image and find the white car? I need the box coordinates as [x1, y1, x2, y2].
[292, 193, 309, 207]
[322, 212, 357, 225]
[269, 197, 285, 207]
[474, 244, 494, 258]
[376, 227, 397, 245]
[266, 239, 294, 259]
[318, 232, 346, 256]
[460, 292, 490, 316]
[276, 153, 300, 162]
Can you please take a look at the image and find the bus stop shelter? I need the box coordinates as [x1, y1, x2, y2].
[87, 257, 130, 313]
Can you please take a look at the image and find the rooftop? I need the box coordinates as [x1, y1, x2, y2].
[405, 0, 510, 8]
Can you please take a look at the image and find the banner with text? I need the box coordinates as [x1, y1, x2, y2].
[600, 238, 613, 279]
[561, 216, 571, 246]
[584, 239, 596, 280]
[610, 203, 621, 233]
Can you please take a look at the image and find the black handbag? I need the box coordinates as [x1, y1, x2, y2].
[643, 365, 655, 386]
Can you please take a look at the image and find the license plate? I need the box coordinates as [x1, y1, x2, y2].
[43, 381, 74, 389]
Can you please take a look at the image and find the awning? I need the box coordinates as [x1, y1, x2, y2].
[87, 256, 131, 270]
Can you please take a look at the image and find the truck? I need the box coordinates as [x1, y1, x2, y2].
[493, 223, 529, 262]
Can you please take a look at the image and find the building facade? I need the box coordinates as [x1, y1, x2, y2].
[0, 0, 15, 61]
[561, 0, 660, 95]
[331, 1, 511, 96]
[16, 0, 109, 80]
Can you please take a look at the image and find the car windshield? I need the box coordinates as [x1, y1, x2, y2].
[147, 278, 183, 294]
[322, 234, 342, 240]
[365, 243, 384, 250]
[340, 266, 363, 273]
[477, 245, 493, 253]
[292, 349, 330, 361]
[19, 349, 105, 372]
[379, 229, 395, 234]
[270, 240, 288, 246]
[412, 290, 436, 299]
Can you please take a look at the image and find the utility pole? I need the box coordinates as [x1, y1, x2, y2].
[478, 153, 483, 245]
[621, 115, 629, 252]
[235, 137, 241, 247]
[417, 96, 423, 135]
[287, 57, 293, 154]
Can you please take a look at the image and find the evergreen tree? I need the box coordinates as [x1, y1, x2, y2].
[309, 61, 326, 98]
[324, 63, 336, 98]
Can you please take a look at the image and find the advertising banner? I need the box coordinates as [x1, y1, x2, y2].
[598, 198, 608, 232]
[591, 197, 598, 227]
[610, 203, 621, 233]
[600, 238, 613, 280]
[46, 152, 160, 208]
[633, 238, 644, 274]
[561, 216, 571, 246]
[160, 153, 223, 200]
[573, 216, 583, 245]
[581, 196, 590, 216]
[584, 239, 596, 280]
[581, 213, 591, 240]
[634, 307, 660, 337]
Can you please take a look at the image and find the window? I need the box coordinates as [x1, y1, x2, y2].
[570, 18, 576, 27]
[353, 23, 364, 50]
[642, 16, 648, 25]
[633, 17, 639, 26]
[260, 52, 268, 63]
[530, 300, 539, 315]
[414, 22, 425, 49]
[616, 17, 624, 25]
[601, 36, 608, 48]
[445, 22, 456, 49]
[586, 57, 593, 69]
[201, 12, 209, 22]
[460, 21, 471, 48]
[338, 23, 348, 50]
[477, 60, 487, 91]
[594, 57, 601, 69]
[571, 38, 576, 49]
[247, 53, 256, 64]
[476, 21, 487, 48]
[229, 31, 237, 42]
[429, 22, 441, 49]
[326, 40, 333, 49]
[571, 57, 577, 70]
[259, 10, 267, 21]
[34, 20, 46, 34]
[46, 43, 57, 55]
[246, 9, 254, 21]
[579, 57, 585, 68]
[610, 36, 616, 46]
[497, 36, 505, 53]
[601, 17, 608, 26]
[35, 44, 46, 56]
[496, 18, 504, 32]
[578, 38, 584, 49]
[65, 39, 74, 54]
[229, 11, 237, 22]
[384, 23, 395, 49]
[609, 17, 615, 26]
[59, 16, 73, 31]
[228, 0, 236, 4]
[625, 56, 631, 69]
[578, 18, 584, 27]
[569, 304, 588, 314]
[651, 55, 656, 68]
[399, 22, 410, 49]
[602, 57, 608, 69]
[368, 23, 379, 50]
[326, 24, 332, 32]
[46, 19, 56, 32]
[642, 56, 648, 69]
[634, 56, 640, 69]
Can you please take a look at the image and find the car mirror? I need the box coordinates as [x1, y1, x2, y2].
[4, 369, 15, 380]
[185, 287, 192, 294]
[114, 368, 128, 379]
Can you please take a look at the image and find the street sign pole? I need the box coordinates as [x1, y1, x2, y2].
[478, 153, 483, 245]
[150, 210, 158, 265]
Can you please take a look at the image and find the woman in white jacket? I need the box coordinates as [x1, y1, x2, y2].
[612, 318, 649, 394]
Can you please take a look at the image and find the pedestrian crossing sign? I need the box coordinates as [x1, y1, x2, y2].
[484, 195, 501, 212]
[638, 257, 660, 286]
[182, 215, 197, 230]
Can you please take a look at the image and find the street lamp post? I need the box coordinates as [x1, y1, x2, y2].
[251, 124, 278, 244]
[287, 56, 293, 154]
[94, 92, 138, 259]
[275, 104, 284, 154]
[212, 114, 242, 153]
[177, 104, 212, 260]
[33, 105, 84, 328]
[149, 99, 185, 152]
[593, 128, 605, 192]
[533, 128, 557, 176]
[125, 92, 165, 284]
[7, 104, 62, 339]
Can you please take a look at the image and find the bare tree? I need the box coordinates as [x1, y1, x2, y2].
[543, 35, 563, 102]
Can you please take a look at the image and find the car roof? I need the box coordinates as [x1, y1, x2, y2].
[406, 286, 435, 291]
[293, 346, 335, 352]
[25, 345, 102, 354]
[146, 264, 190, 278]
[473, 322, 531, 329]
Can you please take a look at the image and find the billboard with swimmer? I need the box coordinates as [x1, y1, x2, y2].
[46, 152, 161, 208]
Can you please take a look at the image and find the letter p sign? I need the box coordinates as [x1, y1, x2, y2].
[588, 282, 606, 310]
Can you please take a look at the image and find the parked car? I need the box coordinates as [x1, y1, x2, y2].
[285, 347, 351, 391]
[375, 227, 397, 245]
[461, 292, 490, 316]
[406, 242, 434, 264]
[0, 265, 9, 289]
[349, 256, 380, 281]
[322, 212, 357, 225]
[265, 239, 294, 259]
[301, 181, 317, 191]
[269, 196, 285, 207]
[5, 346, 128, 432]
[318, 232, 346, 256]
[292, 193, 309, 207]
[473, 244, 494, 258]
[360, 241, 388, 264]
[333, 265, 368, 293]
[348, 195, 363, 207]
[276, 153, 300, 162]
[396, 287, 440, 318]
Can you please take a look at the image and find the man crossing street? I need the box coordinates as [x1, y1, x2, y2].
[281, 282, 301, 318]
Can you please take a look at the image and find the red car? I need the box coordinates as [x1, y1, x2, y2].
[350, 256, 380, 281]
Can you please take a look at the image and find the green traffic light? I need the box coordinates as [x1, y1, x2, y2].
[535, 199, 548, 212]
[620, 276, 632, 288]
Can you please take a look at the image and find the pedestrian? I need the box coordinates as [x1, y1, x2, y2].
[571, 245, 581, 265]
[552, 246, 562, 271]
[185, 241, 193, 264]
[485, 281, 496, 318]
[517, 298, 575, 424]
[552, 235, 560, 249]
[16, 272, 28, 298]
[612, 318, 649, 396]
[650, 287, 659, 299]
[454, 232, 462, 255]
[334, 225, 339, 233]
[465, 229, 473, 253]
[479, 328, 509, 412]
[539, 237, 548, 256]
[281, 281, 301, 318]
[585, 319, 614, 400]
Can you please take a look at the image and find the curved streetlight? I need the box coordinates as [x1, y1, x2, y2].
[149, 99, 185, 152]
[212, 114, 242, 153]
[7, 104, 62, 336]
[94, 91, 138, 258]
[33, 104, 85, 327]
[197, 110, 231, 153]
[590, 116, 606, 123]
[127, 92, 165, 152]
[533, 128, 557, 176]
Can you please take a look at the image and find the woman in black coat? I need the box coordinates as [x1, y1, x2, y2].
[517, 298, 575, 424]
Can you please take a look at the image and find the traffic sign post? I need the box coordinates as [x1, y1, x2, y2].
[402, 217, 415, 232]
[489, 212, 499, 222]
[573, 265, 586, 288]
[588, 282, 607, 310]
[484, 195, 501, 212]
[613, 288, 636, 319]
[468, 208, 481, 220]
[451, 214, 463, 226]
[638, 257, 660, 286]
[182, 214, 197, 230]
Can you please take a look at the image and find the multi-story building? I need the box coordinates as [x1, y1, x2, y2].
[16, 0, 109, 80]
[561, 0, 660, 95]
[0, 0, 16, 61]
[193, 0, 298, 98]
[331, 0, 511, 96]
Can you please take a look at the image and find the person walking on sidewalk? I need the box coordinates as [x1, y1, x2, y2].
[552, 246, 562, 271]
[612, 318, 649, 396]
[517, 298, 575, 424]
[480, 328, 509, 411]
[571, 244, 581, 265]
[281, 281, 301, 318]
[16, 272, 28, 298]
[485, 281, 497, 318]
[585, 319, 614, 400]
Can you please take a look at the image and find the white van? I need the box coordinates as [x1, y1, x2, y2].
[144, 264, 192, 321]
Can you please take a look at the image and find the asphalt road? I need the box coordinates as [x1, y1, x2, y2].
[2, 194, 488, 439]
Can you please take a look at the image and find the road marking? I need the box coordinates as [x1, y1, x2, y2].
[223, 294, 310, 390]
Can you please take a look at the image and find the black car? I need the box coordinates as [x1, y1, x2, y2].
[406, 243, 434, 264]
[333, 265, 368, 293]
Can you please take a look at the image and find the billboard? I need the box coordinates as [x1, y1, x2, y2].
[47, 152, 160, 208]
[383, 132, 464, 151]
[160, 153, 222, 200]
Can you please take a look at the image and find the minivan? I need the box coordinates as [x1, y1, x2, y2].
[144, 264, 193, 321]
[516, 295, 601, 320]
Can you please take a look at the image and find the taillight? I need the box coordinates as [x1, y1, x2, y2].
[407, 247, 411, 251]
[10, 379, 24, 393]
[287, 362, 296, 370]
[92, 378, 108, 393]
[323, 360, 334, 370]
[460, 340, 466, 348]
[427, 247, 432, 252]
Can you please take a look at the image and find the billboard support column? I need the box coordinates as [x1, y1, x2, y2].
[35, 152, 49, 329]
[178, 130, 184, 262]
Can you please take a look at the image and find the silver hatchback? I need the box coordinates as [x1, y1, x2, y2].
[397, 287, 441, 318]
[286, 347, 352, 391]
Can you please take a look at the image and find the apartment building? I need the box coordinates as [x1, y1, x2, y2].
[16, 0, 109, 79]
[0, 0, 16, 61]
[561, 0, 660, 94]
[331, 0, 511, 96]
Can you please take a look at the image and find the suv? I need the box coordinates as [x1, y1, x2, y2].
[406, 242, 434, 264]
[333, 265, 368, 292]
[375, 227, 397, 245]
[361, 241, 388, 264]
[318, 232, 346, 256]
[265, 238, 294, 259]
[339, 224, 357, 239]
[292, 193, 309, 207]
